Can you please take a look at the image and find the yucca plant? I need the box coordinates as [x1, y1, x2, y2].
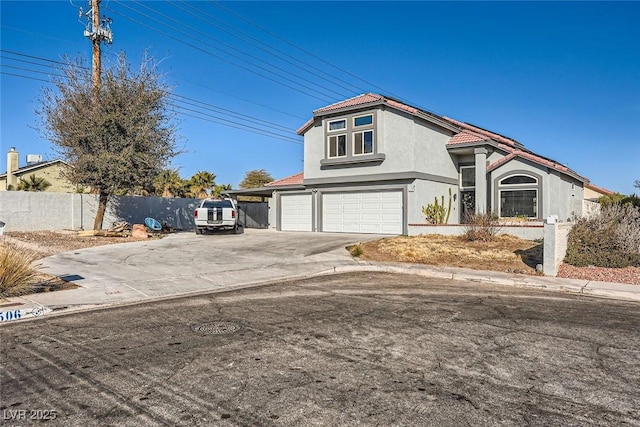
[0, 244, 41, 297]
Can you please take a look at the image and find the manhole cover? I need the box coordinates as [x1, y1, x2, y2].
[192, 322, 242, 335]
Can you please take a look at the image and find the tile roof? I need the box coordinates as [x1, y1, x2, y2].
[265, 172, 304, 187]
[486, 149, 588, 182]
[0, 159, 66, 178]
[313, 93, 385, 114]
[448, 131, 487, 145]
[298, 93, 447, 135]
[443, 117, 523, 148]
[297, 93, 589, 183]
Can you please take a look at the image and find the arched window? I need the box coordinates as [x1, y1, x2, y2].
[498, 174, 539, 218]
[500, 175, 537, 185]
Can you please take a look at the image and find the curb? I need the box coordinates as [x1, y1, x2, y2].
[3, 261, 639, 325]
[322, 261, 640, 302]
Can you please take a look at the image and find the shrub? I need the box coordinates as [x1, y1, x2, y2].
[0, 243, 41, 297]
[348, 243, 364, 257]
[564, 204, 640, 268]
[462, 213, 503, 241]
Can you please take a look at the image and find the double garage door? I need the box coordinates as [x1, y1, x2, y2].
[280, 191, 403, 234]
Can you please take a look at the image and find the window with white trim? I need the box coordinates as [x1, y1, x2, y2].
[353, 130, 373, 155]
[498, 174, 538, 218]
[460, 166, 476, 188]
[353, 114, 373, 127]
[328, 134, 346, 158]
[323, 111, 380, 164]
[328, 119, 346, 131]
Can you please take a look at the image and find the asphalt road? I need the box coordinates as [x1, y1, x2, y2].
[2, 272, 639, 426]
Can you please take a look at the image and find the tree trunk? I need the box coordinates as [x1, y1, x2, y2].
[93, 191, 109, 230]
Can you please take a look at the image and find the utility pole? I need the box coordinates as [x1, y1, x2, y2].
[83, 0, 113, 106]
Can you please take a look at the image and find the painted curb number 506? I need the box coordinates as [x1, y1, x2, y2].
[0, 310, 22, 322]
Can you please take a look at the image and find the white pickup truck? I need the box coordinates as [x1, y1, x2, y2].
[194, 197, 243, 234]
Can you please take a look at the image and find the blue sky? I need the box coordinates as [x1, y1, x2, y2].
[1, 1, 639, 194]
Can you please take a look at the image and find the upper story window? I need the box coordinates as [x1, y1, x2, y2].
[322, 110, 383, 166]
[328, 119, 346, 131]
[460, 166, 475, 189]
[353, 130, 373, 155]
[328, 134, 347, 158]
[354, 114, 373, 127]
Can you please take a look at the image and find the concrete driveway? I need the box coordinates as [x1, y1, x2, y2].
[30, 229, 384, 311]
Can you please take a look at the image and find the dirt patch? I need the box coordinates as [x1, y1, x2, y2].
[4, 230, 153, 259]
[355, 234, 639, 285]
[356, 234, 543, 275]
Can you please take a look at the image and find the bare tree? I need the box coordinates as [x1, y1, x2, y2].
[37, 52, 179, 230]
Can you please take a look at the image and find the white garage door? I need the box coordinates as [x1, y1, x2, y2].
[280, 194, 312, 231]
[322, 191, 403, 234]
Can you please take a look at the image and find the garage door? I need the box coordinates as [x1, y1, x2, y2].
[280, 194, 312, 231]
[322, 191, 403, 234]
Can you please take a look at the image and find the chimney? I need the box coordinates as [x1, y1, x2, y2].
[6, 147, 19, 190]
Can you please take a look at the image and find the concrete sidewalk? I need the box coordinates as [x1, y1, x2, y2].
[2, 229, 639, 323]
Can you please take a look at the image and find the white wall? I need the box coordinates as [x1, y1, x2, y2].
[0, 192, 199, 231]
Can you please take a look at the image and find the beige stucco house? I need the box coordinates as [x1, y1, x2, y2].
[0, 147, 78, 193]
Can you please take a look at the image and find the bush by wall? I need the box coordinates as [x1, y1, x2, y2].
[462, 213, 503, 242]
[564, 204, 640, 268]
[0, 243, 40, 297]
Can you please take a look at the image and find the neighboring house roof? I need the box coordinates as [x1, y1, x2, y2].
[266, 172, 304, 187]
[585, 183, 614, 196]
[0, 159, 68, 179]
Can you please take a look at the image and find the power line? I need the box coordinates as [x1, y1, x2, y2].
[1, 61, 302, 146]
[169, 103, 302, 145]
[209, 1, 401, 99]
[167, 0, 365, 96]
[1, 50, 299, 134]
[169, 93, 294, 133]
[0, 71, 51, 84]
[132, 0, 350, 100]
[110, 0, 337, 103]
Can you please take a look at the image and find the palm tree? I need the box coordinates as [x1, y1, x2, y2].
[212, 183, 232, 197]
[17, 174, 52, 192]
[189, 171, 216, 199]
[153, 169, 186, 198]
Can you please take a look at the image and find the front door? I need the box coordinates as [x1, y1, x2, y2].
[460, 190, 476, 222]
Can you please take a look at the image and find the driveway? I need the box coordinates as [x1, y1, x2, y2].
[2, 272, 639, 425]
[30, 229, 385, 311]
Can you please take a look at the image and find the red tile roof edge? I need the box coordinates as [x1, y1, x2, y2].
[487, 149, 587, 182]
[585, 183, 614, 195]
[443, 116, 522, 148]
[265, 172, 304, 187]
[448, 131, 488, 145]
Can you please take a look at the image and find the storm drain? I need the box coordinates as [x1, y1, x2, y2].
[192, 322, 242, 335]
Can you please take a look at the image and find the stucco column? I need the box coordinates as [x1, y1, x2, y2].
[474, 147, 488, 214]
